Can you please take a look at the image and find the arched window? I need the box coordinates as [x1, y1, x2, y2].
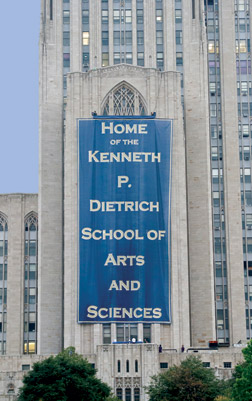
[24, 212, 38, 354]
[0, 213, 8, 355]
[102, 82, 147, 116]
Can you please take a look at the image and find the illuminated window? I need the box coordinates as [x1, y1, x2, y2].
[125, 10, 132, 23]
[208, 41, 215, 53]
[156, 9, 163, 22]
[102, 53, 109, 67]
[23, 341, 36, 354]
[236, 39, 247, 53]
[239, 0, 245, 11]
[102, 10, 108, 23]
[113, 10, 120, 23]
[83, 32, 89, 46]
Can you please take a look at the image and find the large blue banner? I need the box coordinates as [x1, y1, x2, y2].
[78, 118, 172, 323]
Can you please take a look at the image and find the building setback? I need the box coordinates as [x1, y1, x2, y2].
[0, 0, 250, 399]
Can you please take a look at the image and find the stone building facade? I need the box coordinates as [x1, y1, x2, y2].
[0, 0, 251, 400]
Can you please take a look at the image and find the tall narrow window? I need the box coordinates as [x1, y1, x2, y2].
[126, 388, 132, 401]
[103, 324, 111, 344]
[50, 0, 53, 20]
[134, 388, 140, 401]
[116, 389, 123, 400]
[24, 213, 38, 354]
[0, 213, 7, 355]
[126, 360, 130, 373]
[192, 0, 195, 19]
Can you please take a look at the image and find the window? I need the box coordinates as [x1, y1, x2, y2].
[126, 31, 132, 45]
[126, 360, 130, 372]
[203, 362, 211, 368]
[114, 10, 120, 23]
[135, 360, 138, 372]
[63, 32, 70, 46]
[245, 191, 252, 206]
[116, 323, 138, 342]
[117, 360, 121, 372]
[134, 388, 140, 401]
[137, 52, 144, 66]
[137, 30, 144, 45]
[0, 214, 7, 355]
[224, 362, 232, 368]
[236, 39, 247, 53]
[82, 10, 89, 24]
[126, 53, 133, 64]
[143, 324, 151, 343]
[176, 52, 183, 66]
[103, 324, 111, 343]
[208, 41, 215, 53]
[137, 9, 143, 24]
[63, 10, 70, 24]
[245, 168, 251, 183]
[125, 10, 132, 23]
[176, 30, 182, 45]
[156, 10, 163, 22]
[102, 10, 108, 23]
[210, 82, 216, 95]
[102, 53, 109, 67]
[50, 0, 53, 20]
[102, 83, 146, 116]
[156, 30, 163, 45]
[24, 342, 35, 354]
[83, 32, 89, 46]
[116, 389, 123, 400]
[160, 362, 168, 368]
[63, 53, 70, 68]
[114, 31, 120, 46]
[175, 9, 182, 23]
[157, 52, 164, 68]
[126, 389, 131, 401]
[192, 0, 195, 19]
[24, 213, 38, 355]
[216, 285, 223, 301]
[238, 0, 245, 11]
[102, 31, 109, 45]
[83, 52, 89, 67]
[217, 310, 224, 330]
[210, 104, 217, 117]
[22, 365, 30, 371]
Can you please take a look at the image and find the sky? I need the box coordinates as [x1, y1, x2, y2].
[0, 2, 40, 193]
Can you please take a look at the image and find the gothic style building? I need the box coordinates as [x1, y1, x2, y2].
[0, 0, 251, 399]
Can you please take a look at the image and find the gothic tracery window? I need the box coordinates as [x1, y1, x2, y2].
[0, 213, 8, 355]
[24, 212, 38, 354]
[102, 82, 147, 116]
